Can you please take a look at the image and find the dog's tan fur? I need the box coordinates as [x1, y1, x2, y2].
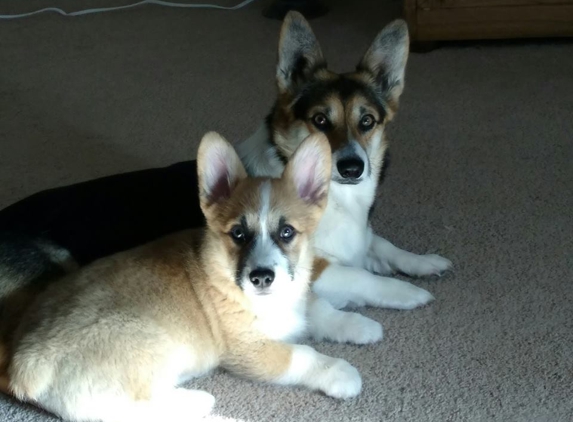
[1, 132, 363, 421]
[311, 257, 330, 282]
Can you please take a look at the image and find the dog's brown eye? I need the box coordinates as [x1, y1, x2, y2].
[230, 225, 245, 242]
[279, 225, 296, 242]
[359, 114, 375, 131]
[312, 113, 329, 130]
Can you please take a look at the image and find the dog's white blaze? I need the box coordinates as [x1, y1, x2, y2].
[246, 181, 283, 270]
[259, 180, 272, 221]
[258, 180, 272, 256]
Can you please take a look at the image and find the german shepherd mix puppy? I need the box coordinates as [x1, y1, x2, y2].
[236, 12, 451, 317]
[0, 133, 364, 422]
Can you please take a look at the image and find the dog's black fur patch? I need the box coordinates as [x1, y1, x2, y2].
[292, 76, 387, 122]
[0, 161, 204, 267]
[234, 216, 256, 288]
[266, 112, 289, 165]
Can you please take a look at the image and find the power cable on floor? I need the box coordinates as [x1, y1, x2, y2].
[0, 0, 258, 19]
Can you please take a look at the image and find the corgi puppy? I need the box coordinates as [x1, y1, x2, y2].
[1, 132, 364, 422]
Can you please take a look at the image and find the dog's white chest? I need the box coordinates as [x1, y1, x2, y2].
[251, 294, 308, 343]
[313, 179, 376, 267]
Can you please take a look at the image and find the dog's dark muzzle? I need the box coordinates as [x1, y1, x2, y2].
[337, 157, 364, 181]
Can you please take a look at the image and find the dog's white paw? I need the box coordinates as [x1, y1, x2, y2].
[320, 359, 362, 399]
[393, 253, 452, 278]
[375, 279, 434, 310]
[337, 313, 383, 344]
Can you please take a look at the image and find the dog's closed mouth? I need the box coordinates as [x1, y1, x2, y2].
[334, 178, 362, 185]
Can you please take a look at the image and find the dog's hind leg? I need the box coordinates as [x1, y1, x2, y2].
[307, 294, 383, 344]
[366, 234, 452, 278]
[313, 264, 434, 310]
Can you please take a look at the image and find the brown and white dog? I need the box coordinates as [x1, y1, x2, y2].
[236, 12, 452, 332]
[0, 132, 365, 422]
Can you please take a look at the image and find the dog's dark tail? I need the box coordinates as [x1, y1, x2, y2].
[0, 232, 78, 300]
[0, 233, 78, 363]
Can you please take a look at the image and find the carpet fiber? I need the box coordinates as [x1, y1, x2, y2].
[1, 0, 572, 421]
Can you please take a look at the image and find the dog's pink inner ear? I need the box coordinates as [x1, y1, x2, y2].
[204, 151, 233, 202]
[292, 149, 326, 204]
[209, 172, 231, 202]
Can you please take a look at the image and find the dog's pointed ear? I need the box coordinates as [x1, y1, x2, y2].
[284, 133, 331, 206]
[277, 11, 326, 95]
[197, 132, 247, 209]
[357, 19, 409, 105]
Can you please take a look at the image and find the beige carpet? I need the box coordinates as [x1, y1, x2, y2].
[1, 0, 572, 421]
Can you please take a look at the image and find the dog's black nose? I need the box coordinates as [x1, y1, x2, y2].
[337, 158, 364, 179]
[249, 268, 275, 288]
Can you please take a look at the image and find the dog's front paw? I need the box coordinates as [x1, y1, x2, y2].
[375, 279, 434, 310]
[391, 252, 452, 278]
[337, 313, 383, 344]
[320, 359, 362, 399]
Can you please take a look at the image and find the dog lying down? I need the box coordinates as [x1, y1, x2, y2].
[0, 133, 373, 422]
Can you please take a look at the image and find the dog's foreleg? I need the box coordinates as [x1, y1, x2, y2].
[307, 294, 383, 344]
[223, 341, 361, 400]
[313, 264, 434, 310]
[365, 234, 452, 278]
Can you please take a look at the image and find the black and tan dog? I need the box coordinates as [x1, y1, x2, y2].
[235, 13, 451, 318]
